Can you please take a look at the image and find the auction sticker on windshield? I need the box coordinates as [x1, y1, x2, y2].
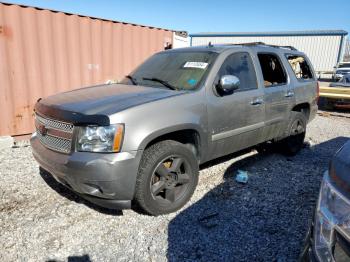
[183, 62, 208, 69]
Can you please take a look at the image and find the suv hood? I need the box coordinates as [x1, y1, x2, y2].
[35, 83, 184, 125]
[330, 140, 350, 197]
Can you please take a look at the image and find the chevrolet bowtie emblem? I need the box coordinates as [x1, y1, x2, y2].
[38, 124, 48, 135]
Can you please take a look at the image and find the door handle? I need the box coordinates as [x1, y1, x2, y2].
[285, 91, 294, 98]
[250, 98, 264, 105]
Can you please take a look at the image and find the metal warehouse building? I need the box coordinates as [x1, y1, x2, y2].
[190, 30, 348, 74]
[0, 3, 186, 138]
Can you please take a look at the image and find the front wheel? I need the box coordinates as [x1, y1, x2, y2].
[279, 112, 307, 156]
[134, 140, 199, 216]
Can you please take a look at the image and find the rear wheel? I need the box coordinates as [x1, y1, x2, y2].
[279, 111, 307, 156]
[134, 140, 199, 216]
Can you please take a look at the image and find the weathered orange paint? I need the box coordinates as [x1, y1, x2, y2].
[0, 3, 173, 136]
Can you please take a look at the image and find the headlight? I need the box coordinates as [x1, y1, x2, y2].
[77, 124, 124, 152]
[314, 171, 350, 260]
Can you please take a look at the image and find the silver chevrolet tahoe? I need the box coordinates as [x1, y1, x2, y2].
[31, 43, 318, 215]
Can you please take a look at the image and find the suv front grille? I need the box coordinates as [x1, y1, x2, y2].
[35, 113, 74, 133]
[35, 114, 74, 154]
[334, 230, 350, 260]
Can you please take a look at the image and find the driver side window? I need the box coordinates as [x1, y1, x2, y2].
[218, 52, 258, 91]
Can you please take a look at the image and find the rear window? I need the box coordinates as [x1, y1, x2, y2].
[286, 55, 314, 80]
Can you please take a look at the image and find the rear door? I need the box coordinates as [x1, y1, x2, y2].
[207, 50, 265, 160]
[256, 52, 295, 140]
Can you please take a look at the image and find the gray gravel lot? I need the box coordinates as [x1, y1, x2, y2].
[1, 112, 350, 262]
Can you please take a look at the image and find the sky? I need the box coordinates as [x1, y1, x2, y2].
[3, 0, 350, 34]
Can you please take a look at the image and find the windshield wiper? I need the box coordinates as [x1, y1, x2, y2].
[142, 77, 177, 90]
[126, 75, 138, 85]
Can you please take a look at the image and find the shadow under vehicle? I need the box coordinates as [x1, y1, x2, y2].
[167, 137, 349, 261]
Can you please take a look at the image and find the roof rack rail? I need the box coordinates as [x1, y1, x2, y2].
[264, 43, 298, 51]
[235, 42, 265, 46]
[226, 42, 298, 51]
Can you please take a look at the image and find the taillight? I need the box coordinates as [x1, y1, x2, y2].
[316, 81, 320, 103]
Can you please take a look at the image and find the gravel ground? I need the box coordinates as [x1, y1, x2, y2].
[1, 112, 350, 262]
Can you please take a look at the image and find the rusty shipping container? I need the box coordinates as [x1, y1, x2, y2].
[0, 2, 174, 137]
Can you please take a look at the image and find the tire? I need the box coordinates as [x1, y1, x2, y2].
[255, 141, 276, 154]
[279, 111, 307, 156]
[134, 140, 199, 216]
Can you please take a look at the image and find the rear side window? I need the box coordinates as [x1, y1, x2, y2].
[217, 52, 258, 91]
[257, 53, 287, 87]
[286, 55, 314, 80]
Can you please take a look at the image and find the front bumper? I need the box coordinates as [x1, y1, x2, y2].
[31, 134, 142, 209]
[300, 218, 350, 262]
[300, 221, 319, 262]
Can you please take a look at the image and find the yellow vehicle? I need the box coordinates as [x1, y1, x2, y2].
[319, 75, 350, 109]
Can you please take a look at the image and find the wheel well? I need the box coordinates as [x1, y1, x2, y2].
[292, 103, 310, 120]
[145, 130, 201, 162]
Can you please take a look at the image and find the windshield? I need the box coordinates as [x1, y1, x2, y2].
[121, 51, 218, 90]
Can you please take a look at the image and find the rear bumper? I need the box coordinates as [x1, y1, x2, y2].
[31, 134, 142, 209]
[309, 102, 318, 123]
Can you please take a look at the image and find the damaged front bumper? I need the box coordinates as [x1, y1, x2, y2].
[31, 133, 142, 209]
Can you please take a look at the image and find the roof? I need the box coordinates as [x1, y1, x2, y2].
[190, 30, 348, 37]
[0, 1, 176, 32]
[165, 43, 302, 54]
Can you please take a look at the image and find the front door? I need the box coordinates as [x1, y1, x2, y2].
[207, 51, 265, 160]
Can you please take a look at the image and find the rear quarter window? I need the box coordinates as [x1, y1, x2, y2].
[286, 54, 314, 81]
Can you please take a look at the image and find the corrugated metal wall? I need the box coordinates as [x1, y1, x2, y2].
[0, 3, 173, 137]
[191, 35, 342, 73]
[344, 39, 350, 61]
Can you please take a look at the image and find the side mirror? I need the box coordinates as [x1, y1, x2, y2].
[217, 75, 240, 92]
